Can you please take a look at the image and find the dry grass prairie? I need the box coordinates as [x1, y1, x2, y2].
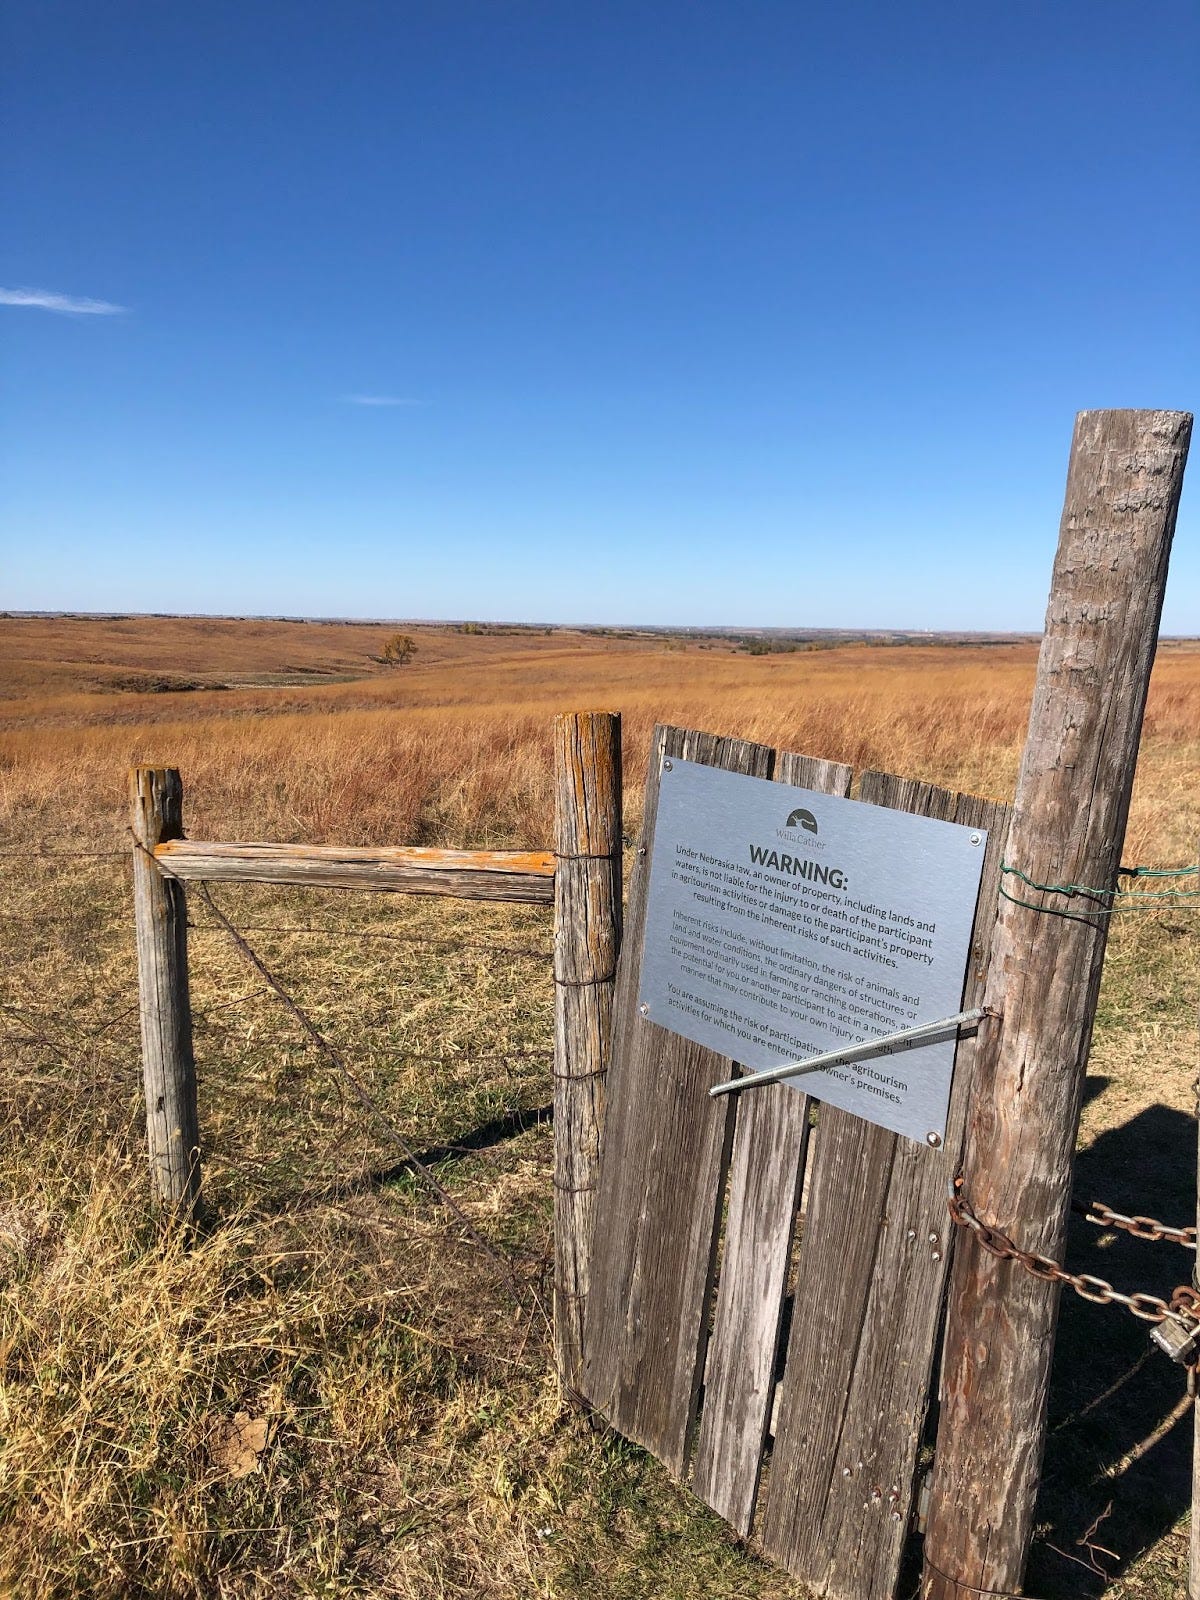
[2, 615, 1199, 1599]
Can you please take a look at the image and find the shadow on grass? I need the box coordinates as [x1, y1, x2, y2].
[247, 1100, 555, 1219]
[368, 1100, 554, 1189]
[1024, 1092, 1196, 1596]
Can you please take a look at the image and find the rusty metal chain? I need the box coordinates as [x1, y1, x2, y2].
[948, 1192, 1198, 1333]
[1073, 1197, 1197, 1249]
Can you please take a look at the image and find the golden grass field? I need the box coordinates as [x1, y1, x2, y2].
[3, 613, 1200, 1598]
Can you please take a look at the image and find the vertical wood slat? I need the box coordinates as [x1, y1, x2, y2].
[553, 711, 622, 1398]
[690, 750, 854, 1534]
[581, 724, 774, 1475]
[760, 776, 1008, 1600]
[923, 409, 1192, 1600]
[130, 766, 201, 1223]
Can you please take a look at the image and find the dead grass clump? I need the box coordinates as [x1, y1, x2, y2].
[0, 1134, 542, 1599]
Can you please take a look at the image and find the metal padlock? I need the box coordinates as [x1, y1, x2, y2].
[1150, 1315, 1200, 1364]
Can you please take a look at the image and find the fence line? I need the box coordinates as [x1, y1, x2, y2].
[124, 710, 621, 1389]
[1, 909, 554, 962]
[0, 847, 128, 858]
[190, 878, 540, 1291]
[186, 921, 552, 958]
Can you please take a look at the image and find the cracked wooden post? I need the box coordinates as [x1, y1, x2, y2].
[923, 411, 1192, 1599]
[553, 711, 622, 1398]
[130, 766, 201, 1225]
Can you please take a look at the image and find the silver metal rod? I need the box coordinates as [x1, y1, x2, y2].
[708, 1007, 986, 1098]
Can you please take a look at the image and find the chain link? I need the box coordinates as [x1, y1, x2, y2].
[1073, 1197, 1197, 1249]
[948, 1193, 1197, 1332]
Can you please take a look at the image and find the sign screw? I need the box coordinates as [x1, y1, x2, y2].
[663, 759, 674, 771]
[927, 1131, 942, 1147]
[639, 1002, 649, 1016]
[970, 833, 981, 846]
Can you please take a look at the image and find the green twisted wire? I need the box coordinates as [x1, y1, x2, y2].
[998, 860, 1200, 917]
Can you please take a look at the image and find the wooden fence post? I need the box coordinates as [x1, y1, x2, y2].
[130, 766, 202, 1224]
[922, 411, 1192, 1598]
[553, 711, 622, 1397]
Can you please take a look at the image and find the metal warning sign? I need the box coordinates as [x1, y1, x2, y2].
[639, 758, 987, 1143]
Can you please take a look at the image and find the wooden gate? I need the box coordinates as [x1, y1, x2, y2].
[579, 723, 1007, 1600]
[576, 411, 1193, 1600]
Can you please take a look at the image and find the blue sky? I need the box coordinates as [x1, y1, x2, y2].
[2, 2, 1196, 628]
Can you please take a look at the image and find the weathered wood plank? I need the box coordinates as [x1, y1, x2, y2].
[923, 409, 1192, 1600]
[691, 750, 853, 1535]
[130, 767, 201, 1223]
[154, 839, 555, 902]
[760, 775, 1008, 1600]
[553, 711, 622, 1399]
[581, 724, 774, 1475]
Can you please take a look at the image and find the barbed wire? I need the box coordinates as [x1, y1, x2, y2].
[1, 921, 125, 934]
[0, 848, 127, 858]
[191, 988, 274, 1019]
[186, 921, 551, 959]
[188, 874, 541, 1294]
[0, 996, 137, 1033]
[187, 984, 554, 1067]
[0, 913, 551, 963]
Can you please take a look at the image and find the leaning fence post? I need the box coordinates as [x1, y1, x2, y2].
[922, 411, 1192, 1599]
[553, 710, 622, 1398]
[130, 765, 201, 1224]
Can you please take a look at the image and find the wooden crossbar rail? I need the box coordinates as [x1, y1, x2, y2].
[131, 719, 622, 1241]
[153, 840, 556, 903]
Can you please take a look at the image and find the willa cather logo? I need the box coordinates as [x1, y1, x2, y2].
[784, 807, 818, 834]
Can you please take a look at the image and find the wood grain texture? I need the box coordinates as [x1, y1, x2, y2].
[154, 839, 555, 902]
[581, 724, 774, 1476]
[922, 410, 1193, 1600]
[130, 767, 201, 1223]
[690, 750, 853, 1535]
[760, 776, 1007, 1600]
[553, 711, 622, 1397]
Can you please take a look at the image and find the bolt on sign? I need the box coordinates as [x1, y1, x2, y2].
[639, 758, 987, 1143]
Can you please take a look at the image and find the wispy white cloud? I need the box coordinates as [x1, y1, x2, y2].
[339, 393, 424, 407]
[0, 287, 127, 315]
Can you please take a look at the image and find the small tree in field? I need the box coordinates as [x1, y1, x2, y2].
[377, 632, 417, 667]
